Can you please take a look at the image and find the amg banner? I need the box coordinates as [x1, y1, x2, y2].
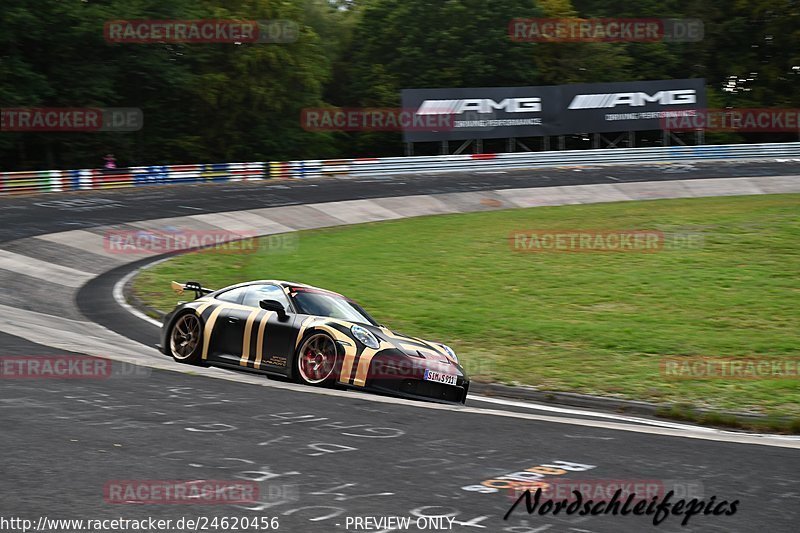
[401, 78, 706, 142]
[400, 85, 562, 142]
[560, 78, 706, 134]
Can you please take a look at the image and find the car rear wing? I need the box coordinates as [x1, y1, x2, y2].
[171, 281, 214, 299]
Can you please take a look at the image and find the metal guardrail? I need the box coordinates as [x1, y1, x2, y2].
[274, 142, 800, 179]
[2, 142, 799, 195]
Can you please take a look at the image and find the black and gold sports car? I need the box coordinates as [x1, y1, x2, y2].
[160, 280, 469, 404]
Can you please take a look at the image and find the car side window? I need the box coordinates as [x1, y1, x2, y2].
[242, 284, 290, 310]
[215, 286, 248, 304]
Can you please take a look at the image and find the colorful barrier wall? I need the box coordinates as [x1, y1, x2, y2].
[2, 142, 799, 195]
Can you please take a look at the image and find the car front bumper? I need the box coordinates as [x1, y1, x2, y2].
[363, 354, 469, 404]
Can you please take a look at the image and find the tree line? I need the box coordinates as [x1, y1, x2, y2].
[1, 0, 797, 170]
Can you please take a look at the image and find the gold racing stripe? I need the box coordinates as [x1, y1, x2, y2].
[400, 343, 443, 359]
[310, 324, 355, 385]
[339, 343, 358, 385]
[201, 306, 226, 361]
[352, 342, 391, 387]
[240, 309, 262, 367]
[353, 348, 378, 387]
[399, 342, 457, 366]
[195, 301, 214, 317]
[379, 327, 457, 361]
[439, 351, 457, 365]
[253, 311, 273, 369]
[412, 336, 447, 355]
[294, 316, 317, 348]
[405, 338, 457, 364]
[418, 339, 458, 365]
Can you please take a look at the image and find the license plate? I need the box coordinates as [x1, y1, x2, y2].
[423, 369, 457, 386]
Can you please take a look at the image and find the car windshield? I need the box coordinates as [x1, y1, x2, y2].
[291, 289, 377, 325]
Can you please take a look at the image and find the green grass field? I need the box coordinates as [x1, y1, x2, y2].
[133, 194, 800, 424]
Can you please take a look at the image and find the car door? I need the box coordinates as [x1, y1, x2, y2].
[229, 284, 296, 373]
[203, 285, 249, 363]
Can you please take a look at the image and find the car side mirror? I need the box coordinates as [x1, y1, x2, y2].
[260, 299, 288, 320]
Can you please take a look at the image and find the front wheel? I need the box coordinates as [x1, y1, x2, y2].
[169, 312, 204, 364]
[295, 333, 339, 386]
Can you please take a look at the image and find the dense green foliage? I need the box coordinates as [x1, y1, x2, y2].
[1, 0, 798, 169]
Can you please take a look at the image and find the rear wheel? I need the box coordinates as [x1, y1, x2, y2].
[169, 313, 203, 364]
[296, 333, 338, 386]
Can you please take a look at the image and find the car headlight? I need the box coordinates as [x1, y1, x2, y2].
[351, 325, 379, 349]
[439, 344, 459, 363]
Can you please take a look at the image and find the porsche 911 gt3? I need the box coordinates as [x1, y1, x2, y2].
[160, 280, 469, 404]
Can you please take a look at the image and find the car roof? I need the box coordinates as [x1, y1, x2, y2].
[243, 280, 345, 297]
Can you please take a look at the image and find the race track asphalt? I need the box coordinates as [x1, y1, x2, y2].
[1, 160, 797, 242]
[2, 161, 799, 532]
[2, 329, 798, 533]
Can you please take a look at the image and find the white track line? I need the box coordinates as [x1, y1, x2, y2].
[4, 300, 798, 449]
[471, 395, 725, 432]
[111, 260, 800, 447]
[112, 260, 168, 328]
